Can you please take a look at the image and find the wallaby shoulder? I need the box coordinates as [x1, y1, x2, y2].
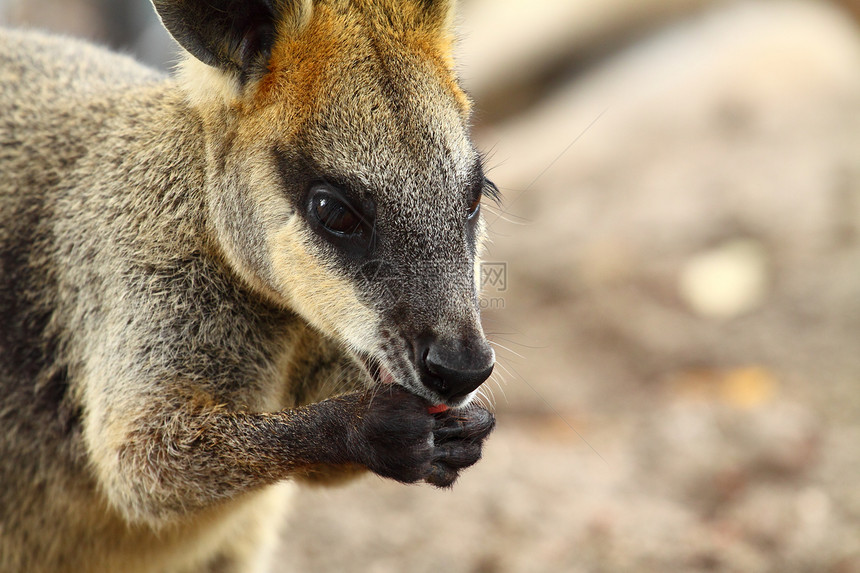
[0, 27, 182, 237]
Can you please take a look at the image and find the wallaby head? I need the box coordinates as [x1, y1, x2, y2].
[152, 0, 498, 406]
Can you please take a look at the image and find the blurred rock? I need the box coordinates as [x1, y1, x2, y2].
[479, 0, 860, 412]
[679, 239, 770, 319]
[0, 0, 176, 69]
[458, 0, 727, 124]
[669, 365, 779, 409]
[2, 0, 106, 40]
[481, 0, 860, 276]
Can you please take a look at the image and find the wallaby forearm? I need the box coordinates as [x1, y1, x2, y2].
[105, 395, 354, 523]
[102, 386, 493, 526]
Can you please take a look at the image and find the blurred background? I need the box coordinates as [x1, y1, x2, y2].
[3, 0, 860, 571]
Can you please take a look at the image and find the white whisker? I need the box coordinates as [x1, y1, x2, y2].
[488, 340, 526, 360]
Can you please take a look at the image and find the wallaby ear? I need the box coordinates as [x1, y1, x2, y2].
[152, 0, 311, 83]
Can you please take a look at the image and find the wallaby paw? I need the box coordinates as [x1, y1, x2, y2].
[344, 386, 495, 486]
[425, 404, 495, 487]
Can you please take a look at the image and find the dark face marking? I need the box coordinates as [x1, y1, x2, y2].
[273, 146, 487, 318]
[228, 5, 497, 402]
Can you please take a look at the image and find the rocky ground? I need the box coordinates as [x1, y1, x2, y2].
[4, 1, 860, 571]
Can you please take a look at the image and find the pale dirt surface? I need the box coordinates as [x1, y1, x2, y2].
[4, 1, 860, 571]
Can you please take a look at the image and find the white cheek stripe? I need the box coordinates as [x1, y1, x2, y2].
[267, 221, 380, 353]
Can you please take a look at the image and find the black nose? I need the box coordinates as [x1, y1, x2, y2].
[418, 335, 495, 401]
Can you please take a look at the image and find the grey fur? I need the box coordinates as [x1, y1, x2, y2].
[0, 0, 495, 570]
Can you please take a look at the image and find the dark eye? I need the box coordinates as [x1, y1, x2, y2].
[311, 188, 362, 236]
[467, 193, 481, 220]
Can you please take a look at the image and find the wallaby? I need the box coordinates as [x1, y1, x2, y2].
[0, 0, 499, 571]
